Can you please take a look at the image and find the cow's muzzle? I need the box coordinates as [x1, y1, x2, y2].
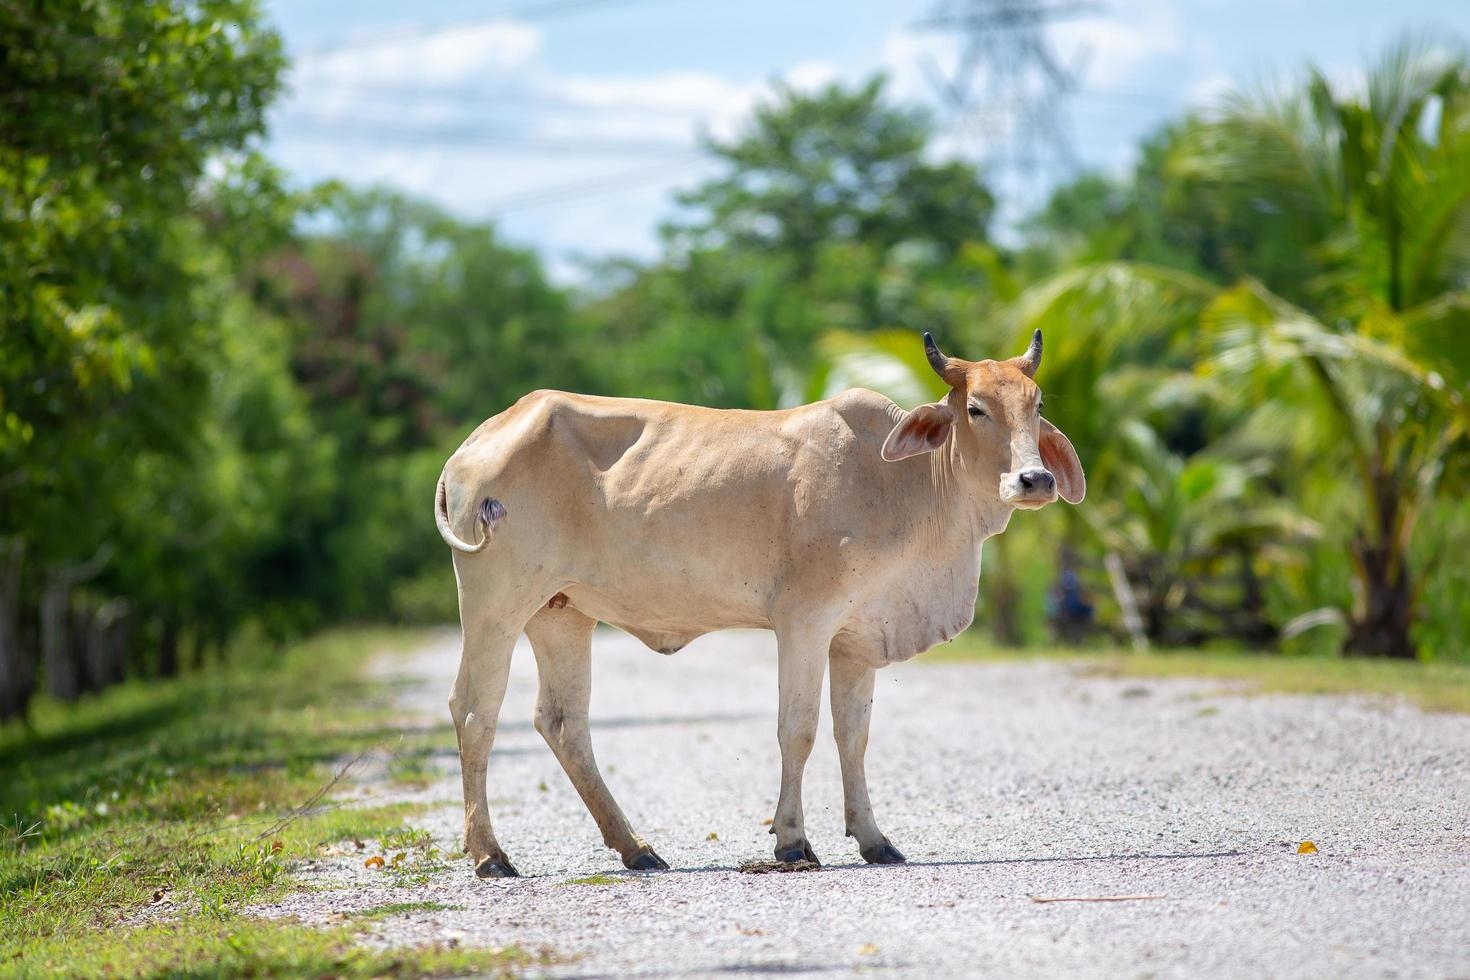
[1000, 467, 1058, 507]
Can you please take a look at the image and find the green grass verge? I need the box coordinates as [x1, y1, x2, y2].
[930, 634, 1470, 714]
[13, 918, 545, 979]
[0, 627, 544, 978]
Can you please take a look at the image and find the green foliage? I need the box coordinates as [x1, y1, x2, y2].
[1000, 33, 1470, 658]
[674, 76, 994, 265]
[0, 627, 446, 971]
[0, 0, 284, 555]
[0, 0, 303, 716]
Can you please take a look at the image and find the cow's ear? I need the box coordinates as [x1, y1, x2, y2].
[882, 403, 955, 461]
[1039, 418, 1085, 503]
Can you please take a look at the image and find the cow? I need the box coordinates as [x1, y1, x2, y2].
[434, 330, 1084, 878]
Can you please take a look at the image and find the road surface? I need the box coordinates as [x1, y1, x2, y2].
[263, 628, 1470, 978]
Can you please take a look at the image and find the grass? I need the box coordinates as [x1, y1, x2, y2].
[561, 874, 623, 886]
[350, 900, 464, 920]
[12, 918, 545, 979]
[931, 634, 1470, 714]
[0, 626, 550, 978]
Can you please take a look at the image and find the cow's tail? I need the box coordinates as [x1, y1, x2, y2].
[435, 469, 504, 555]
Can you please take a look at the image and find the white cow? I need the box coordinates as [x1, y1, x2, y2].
[435, 330, 1084, 876]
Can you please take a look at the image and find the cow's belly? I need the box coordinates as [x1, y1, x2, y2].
[560, 568, 773, 654]
[550, 477, 791, 645]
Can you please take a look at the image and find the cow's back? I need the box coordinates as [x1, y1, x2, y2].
[444, 388, 914, 637]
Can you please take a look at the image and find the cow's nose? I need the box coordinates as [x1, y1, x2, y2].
[1017, 469, 1056, 495]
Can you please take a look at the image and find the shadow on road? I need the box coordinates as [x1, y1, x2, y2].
[526, 848, 1249, 881]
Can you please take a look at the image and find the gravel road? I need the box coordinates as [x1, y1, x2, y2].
[264, 628, 1470, 979]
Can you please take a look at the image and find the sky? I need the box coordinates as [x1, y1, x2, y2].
[263, 0, 1470, 279]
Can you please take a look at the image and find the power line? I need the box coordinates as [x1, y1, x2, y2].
[297, 0, 685, 60]
[283, 82, 718, 120]
[274, 115, 702, 157]
[480, 161, 693, 213]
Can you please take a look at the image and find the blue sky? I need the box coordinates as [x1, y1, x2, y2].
[263, 0, 1470, 278]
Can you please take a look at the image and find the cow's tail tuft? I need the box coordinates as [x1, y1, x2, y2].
[435, 469, 504, 554]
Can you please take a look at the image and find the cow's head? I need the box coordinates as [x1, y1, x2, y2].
[881, 330, 1085, 509]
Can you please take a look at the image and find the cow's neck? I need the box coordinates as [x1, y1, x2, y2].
[927, 436, 1014, 549]
[861, 436, 1009, 659]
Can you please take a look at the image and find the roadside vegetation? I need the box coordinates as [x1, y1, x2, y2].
[934, 635, 1470, 715]
[0, 627, 543, 979]
[3, 0, 1466, 823]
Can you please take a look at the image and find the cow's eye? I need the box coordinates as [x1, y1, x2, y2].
[968, 405, 985, 418]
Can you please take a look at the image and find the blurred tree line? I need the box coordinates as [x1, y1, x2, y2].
[2, 3, 1467, 722]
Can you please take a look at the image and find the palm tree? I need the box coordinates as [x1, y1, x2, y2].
[1171, 34, 1470, 657]
[1200, 283, 1467, 658]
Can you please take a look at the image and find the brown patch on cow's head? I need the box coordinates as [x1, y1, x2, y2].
[883, 331, 1085, 508]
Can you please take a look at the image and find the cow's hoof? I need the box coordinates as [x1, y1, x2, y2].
[776, 842, 821, 866]
[624, 848, 670, 871]
[861, 838, 907, 865]
[474, 856, 520, 879]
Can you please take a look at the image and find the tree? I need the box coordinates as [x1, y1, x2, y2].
[0, 0, 285, 717]
[672, 77, 995, 271]
[587, 79, 999, 412]
[1173, 34, 1470, 657]
[1201, 284, 1468, 658]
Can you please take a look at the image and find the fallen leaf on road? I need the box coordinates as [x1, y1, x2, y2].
[1298, 841, 1318, 854]
[759, 818, 774, 826]
[706, 832, 719, 841]
[1028, 894, 1166, 904]
[364, 855, 385, 869]
[858, 944, 880, 956]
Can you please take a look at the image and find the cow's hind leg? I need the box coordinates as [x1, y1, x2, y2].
[830, 654, 905, 865]
[525, 606, 669, 871]
[449, 619, 522, 878]
[770, 620, 833, 865]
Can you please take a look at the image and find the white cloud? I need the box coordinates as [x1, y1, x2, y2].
[290, 19, 542, 93]
[269, 6, 1193, 281]
[785, 60, 842, 93]
[538, 70, 760, 143]
[1187, 70, 1236, 107]
[1051, 1, 1184, 88]
[271, 15, 873, 280]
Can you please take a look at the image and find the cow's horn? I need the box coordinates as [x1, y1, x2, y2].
[1017, 329, 1042, 377]
[923, 332, 951, 380]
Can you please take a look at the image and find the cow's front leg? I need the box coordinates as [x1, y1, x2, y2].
[830, 654, 905, 865]
[771, 624, 830, 865]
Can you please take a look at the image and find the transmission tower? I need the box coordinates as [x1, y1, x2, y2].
[914, 0, 1098, 180]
